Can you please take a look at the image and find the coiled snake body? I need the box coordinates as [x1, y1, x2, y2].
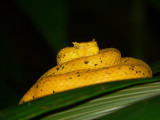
[19, 40, 152, 104]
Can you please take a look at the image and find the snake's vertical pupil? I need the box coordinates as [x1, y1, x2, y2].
[74, 44, 79, 49]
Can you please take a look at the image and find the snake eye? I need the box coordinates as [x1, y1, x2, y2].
[74, 43, 79, 49]
[74, 44, 79, 49]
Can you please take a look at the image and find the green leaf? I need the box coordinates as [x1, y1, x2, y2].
[42, 79, 160, 120]
[150, 61, 160, 75]
[97, 93, 160, 120]
[0, 76, 160, 120]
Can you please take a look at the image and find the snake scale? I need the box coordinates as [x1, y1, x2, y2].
[19, 40, 152, 104]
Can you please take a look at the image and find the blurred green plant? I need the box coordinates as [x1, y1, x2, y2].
[16, 0, 68, 53]
[147, 0, 160, 11]
[0, 33, 23, 108]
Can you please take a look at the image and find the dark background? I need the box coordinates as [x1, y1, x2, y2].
[1, 0, 160, 109]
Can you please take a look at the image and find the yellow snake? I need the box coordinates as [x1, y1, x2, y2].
[19, 40, 152, 104]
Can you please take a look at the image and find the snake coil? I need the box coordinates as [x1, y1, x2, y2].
[19, 40, 152, 104]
